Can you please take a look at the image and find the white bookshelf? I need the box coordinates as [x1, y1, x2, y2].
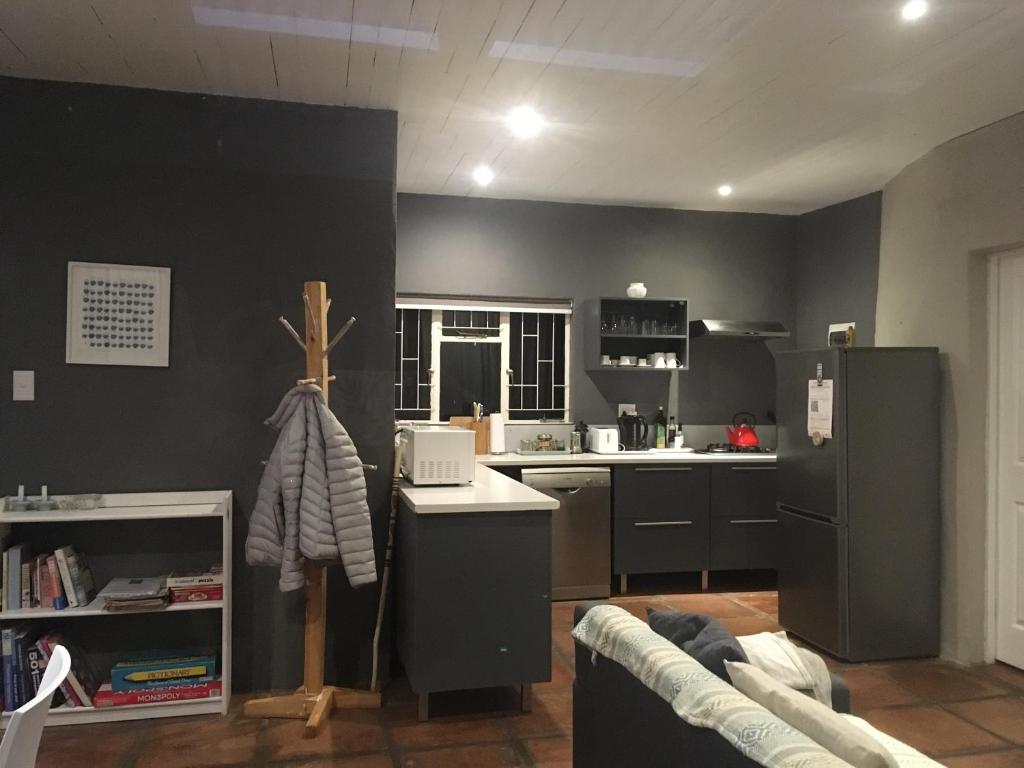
[0, 490, 232, 728]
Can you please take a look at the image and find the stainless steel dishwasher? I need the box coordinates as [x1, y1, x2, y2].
[521, 467, 611, 601]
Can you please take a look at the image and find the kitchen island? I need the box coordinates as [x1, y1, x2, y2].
[396, 465, 557, 720]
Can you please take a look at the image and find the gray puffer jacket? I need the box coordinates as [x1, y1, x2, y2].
[246, 384, 377, 592]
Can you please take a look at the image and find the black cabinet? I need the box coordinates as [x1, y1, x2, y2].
[612, 462, 777, 583]
[395, 501, 551, 716]
[613, 465, 709, 574]
[709, 463, 777, 570]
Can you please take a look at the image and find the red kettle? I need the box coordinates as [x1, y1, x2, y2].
[726, 412, 759, 447]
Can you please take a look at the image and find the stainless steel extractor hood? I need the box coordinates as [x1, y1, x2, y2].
[689, 319, 790, 338]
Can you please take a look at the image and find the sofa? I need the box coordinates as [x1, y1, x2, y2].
[572, 601, 851, 768]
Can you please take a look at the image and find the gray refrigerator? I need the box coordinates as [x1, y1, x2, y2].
[775, 347, 940, 661]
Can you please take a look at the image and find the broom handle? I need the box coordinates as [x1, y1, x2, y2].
[370, 435, 402, 692]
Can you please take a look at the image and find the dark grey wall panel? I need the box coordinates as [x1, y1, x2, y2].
[0, 77, 397, 692]
[793, 192, 882, 349]
[396, 194, 796, 425]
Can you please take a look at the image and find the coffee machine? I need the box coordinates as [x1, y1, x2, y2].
[617, 412, 649, 451]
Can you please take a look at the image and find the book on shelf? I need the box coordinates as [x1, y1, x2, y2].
[37, 633, 101, 707]
[93, 677, 221, 708]
[19, 562, 31, 609]
[52, 546, 79, 608]
[110, 652, 216, 692]
[45, 555, 67, 610]
[5, 543, 29, 611]
[58, 546, 96, 606]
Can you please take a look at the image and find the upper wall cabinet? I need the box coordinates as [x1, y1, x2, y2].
[584, 298, 689, 372]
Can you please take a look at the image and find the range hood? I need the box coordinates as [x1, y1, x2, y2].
[689, 319, 790, 339]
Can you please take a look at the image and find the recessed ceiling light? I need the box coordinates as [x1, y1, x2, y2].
[717, 184, 733, 197]
[472, 165, 495, 187]
[505, 106, 544, 139]
[901, 0, 928, 21]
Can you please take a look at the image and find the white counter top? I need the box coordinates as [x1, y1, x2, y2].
[399, 464, 559, 514]
[478, 450, 776, 467]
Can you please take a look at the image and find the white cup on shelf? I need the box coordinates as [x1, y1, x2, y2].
[653, 352, 667, 368]
[666, 353, 678, 368]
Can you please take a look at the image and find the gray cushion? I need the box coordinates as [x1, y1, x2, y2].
[647, 609, 748, 681]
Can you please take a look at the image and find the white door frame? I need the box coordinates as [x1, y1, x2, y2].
[985, 247, 1024, 664]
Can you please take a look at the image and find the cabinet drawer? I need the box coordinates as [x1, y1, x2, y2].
[614, 516, 708, 574]
[710, 464, 776, 519]
[614, 465, 710, 521]
[709, 516, 778, 570]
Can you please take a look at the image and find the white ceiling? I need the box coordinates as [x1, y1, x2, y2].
[2, 1, 1024, 214]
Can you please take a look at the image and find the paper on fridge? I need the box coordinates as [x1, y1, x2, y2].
[807, 379, 834, 439]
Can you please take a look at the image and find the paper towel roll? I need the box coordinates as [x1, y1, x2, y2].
[489, 414, 506, 454]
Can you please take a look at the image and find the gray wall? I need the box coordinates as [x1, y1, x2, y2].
[877, 110, 1024, 663]
[0, 77, 398, 691]
[397, 194, 797, 428]
[794, 193, 882, 349]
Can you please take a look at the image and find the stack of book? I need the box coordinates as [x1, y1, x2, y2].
[97, 577, 169, 612]
[93, 651, 220, 708]
[167, 565, 223, 603]
[2, 629, 101, 710]
[1, 544, 97, 612]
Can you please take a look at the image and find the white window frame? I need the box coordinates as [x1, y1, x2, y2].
[395, 297, 572, 424]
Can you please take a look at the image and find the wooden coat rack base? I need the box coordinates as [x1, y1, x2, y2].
[243, 281, 382, 738]
[243, 686, 382, 737]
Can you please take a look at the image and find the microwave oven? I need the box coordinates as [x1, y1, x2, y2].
[399, 426, 476, 485]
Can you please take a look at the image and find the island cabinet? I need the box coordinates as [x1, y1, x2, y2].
[612, 465, 710, 584]
[394, 500, 551, 720]
[709, 463, 778, 570]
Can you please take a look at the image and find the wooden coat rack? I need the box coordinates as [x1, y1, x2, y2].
[243, 281, 382, 737]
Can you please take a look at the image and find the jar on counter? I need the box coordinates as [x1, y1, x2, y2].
[536, 433, 553, 451]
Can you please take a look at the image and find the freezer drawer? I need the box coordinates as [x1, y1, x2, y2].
[709, 516, 778, 570]
[777, 509, 847, 658]
[613, 516, 709, 574]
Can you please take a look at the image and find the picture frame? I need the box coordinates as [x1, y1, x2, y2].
[66, 261, 172, 367]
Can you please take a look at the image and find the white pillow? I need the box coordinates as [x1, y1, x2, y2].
[725, 660, 899, 768]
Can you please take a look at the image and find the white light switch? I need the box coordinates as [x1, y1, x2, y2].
[12, 371, 34, 401]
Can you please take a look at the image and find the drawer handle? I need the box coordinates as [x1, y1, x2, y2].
[729, 466, 776, 471]
[729, 519, 777, 525]
[634, 521, 693, 527]
[634, 467, 693, 472]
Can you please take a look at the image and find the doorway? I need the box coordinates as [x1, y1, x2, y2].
[993, 249, 1024, 669]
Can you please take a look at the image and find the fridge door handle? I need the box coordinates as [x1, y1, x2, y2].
[777, 503, 834, 523]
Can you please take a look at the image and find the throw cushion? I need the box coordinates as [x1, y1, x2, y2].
[726, 660, 899, 768]
[647, 609, 747, 681]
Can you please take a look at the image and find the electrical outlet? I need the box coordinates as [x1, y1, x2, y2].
[12, 370, 34, 401]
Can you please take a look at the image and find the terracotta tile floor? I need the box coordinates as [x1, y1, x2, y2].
[34, 589, 1024, 767]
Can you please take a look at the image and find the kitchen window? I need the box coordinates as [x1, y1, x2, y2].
[395, 295, 572, 423]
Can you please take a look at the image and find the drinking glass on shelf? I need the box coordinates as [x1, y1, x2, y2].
[626, 315, 638, 335]
[641, 319, 655, 336]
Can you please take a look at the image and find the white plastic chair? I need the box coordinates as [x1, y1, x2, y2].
[0, 644, 72, 768]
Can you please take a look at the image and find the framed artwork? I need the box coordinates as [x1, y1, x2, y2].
[66, 261, 172, 367]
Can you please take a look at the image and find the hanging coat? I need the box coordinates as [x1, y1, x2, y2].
[245, 384, 377, 592]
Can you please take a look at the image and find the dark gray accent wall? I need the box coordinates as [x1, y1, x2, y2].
[793, 192, 882, 349]
[0, 77, 397, 692]
[397, 194, 796, 426]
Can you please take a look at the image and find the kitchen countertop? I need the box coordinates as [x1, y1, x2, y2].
[478, 450, 776, 466]
[398, 464, 560, 515]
